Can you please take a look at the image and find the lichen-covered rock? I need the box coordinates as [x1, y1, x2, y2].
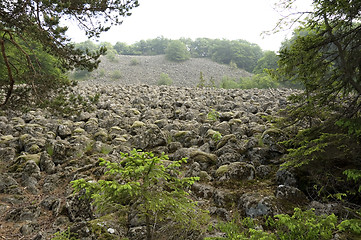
[261, 128, 287, 153]
[256, 165, 272, 179]
[23, 160, 41, 180]
[0, 135, 19, 149]
[20, 221, 40, 236]
[42, 174, 61, 194]
[39, 152, 56, 174]
[57, 124, 72, 139]
[52, 139, 72, 165]
[22, 160, 41, 194]
[0, 147, 16, 162]
[209, 207, 231, 221]
[93, 128, 109, 142]
[214, 121, 231, 135]
[5, 206, 41, 222]
[239, 193, 274, 218]
[213, 189, 235, 209]
[172, 130, 198, 147]
[10, 153, 41, 172]
[170, 147, 197, 162]
[84, 117, 99, 134]
[216, 162, 255, 182]
[191, 182, 214, 200]
[217, 152, 242, 166]
[276, 185, 308, 203]
[0, 173, 19, 194]
[190, 150, 217, 169]
[65, 193, 94, 222]
[129, 124, 166, 150]
[0, 84, 298, 238]
[276, 168, 297, 186]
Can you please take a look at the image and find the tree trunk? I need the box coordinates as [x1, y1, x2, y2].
[146, 214, 152, 240]
[0, 38, 15, 107]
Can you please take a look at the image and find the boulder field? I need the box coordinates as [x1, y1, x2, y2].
[0, 83, 310, 239]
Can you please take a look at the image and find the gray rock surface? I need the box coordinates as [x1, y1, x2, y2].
[0, 83, 304, 239]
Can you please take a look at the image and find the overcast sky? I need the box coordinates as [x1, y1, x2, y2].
[66, 0, 312, 52]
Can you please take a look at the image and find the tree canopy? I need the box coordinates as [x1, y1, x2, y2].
[0, 0, 139, 107]
[277, 0, 361, 203]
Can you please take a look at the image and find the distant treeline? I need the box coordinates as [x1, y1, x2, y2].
[74, 37, 278, 74]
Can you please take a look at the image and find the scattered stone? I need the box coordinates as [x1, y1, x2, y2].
[276, 185, 308, 203]
[216, 162, 255, 182]
[276, 168, 297, 186]
[239, 193, 274, 218]
[0, 84, 300, 239]
[0, 174, 19, 194]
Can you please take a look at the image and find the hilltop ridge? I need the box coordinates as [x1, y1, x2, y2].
[84, 55, 252, 86]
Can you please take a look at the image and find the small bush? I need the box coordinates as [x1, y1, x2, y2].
[239, 73, 279, 89]
[72, 149, 209, 240]
[207, 109, 220, 121]
[220, 76, 239, 89]
[110, 70, 122, 80]
[157, 72, 173, 86]
[130, 58, 140, 66]
[51, 228, 79, 240]
[206, 208, 361, 240]
[106, 49, 118, 62]
[98, 68, 105, 77]
[229, 60, 238, 70]
[212, 131, 222, 142]
[197, 72, 216, 88]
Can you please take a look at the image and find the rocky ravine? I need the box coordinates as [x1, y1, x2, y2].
[0, 83, 307, 239]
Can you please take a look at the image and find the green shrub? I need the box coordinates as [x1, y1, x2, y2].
[220, 76, 239, 89]
[157, 72, 173, 85]
[239, 73, 279, 89]
[72, 149, 209, 240]
[206, 208, 361, 240]
[229, 60, 238, 70]
[212, 131, 222, 142]
[130, 58, 140, 66]
[207, 109, 220, 121]
[98, 68, 105, 77]
[51, 228, 79, 240]
[197, 72, 216, 88]
[106, 49, 118, 62]
[110, 70, 122, 80]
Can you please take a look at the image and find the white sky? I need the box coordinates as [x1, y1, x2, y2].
[66, 0, 313, 52]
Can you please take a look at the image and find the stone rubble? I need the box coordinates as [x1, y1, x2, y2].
[0, 83, 307, 239]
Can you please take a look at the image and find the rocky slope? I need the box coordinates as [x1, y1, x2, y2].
[85, 55, 252, 86]
[0, 83, 309, 239]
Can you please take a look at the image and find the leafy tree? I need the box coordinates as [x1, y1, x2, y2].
[113, 41, 128, 54]
[148, 36, 171, 55]
[210, 39, 233, 65]
[209, 39, 263, 72]
[74, 40, 98, 53]
[190, 38, 212, 58]
[276, 0, 361, 203]
[99, 42, 118, 62]
[253, 51, 279, 74]
[72, 149, 208, 240]
[165, 40, 190, 62]
[0, 0, 139, 107]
